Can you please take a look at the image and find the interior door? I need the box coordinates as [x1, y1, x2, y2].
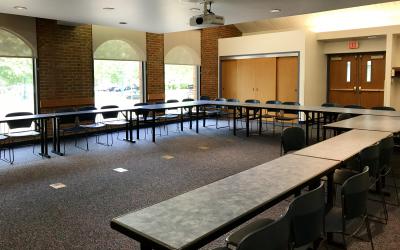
[358, 53, 385, 108]
[254, 57, 277, 103]
[277, 56, 299, 102]
[328, 55, 360, 106]
[221, 60, 238, 99]
[237, 59, 256, 101]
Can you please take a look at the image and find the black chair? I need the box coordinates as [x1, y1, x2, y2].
[182, 98, 197, 126]
[213, 98, 230, 129]
[200, 96, 210, 100]
[76, 106, 106, 150]
[226, 98, 242, 129]
[214, 209, 291, 250]
[333, 113, 353, 135]
[275, 102, 300, 132]
[344, 104, 364, 109]
[280, 127, 306, 155]
[55, 107, 84, 154]
[371, 106, 396, 111]
[101, 105, 129, 146]
[225, 183, 325, 250]
[325, 167, 374, 249]
[312, 103, 339, 139]
[378, 137, 399, 206]
[5, 112, 41, 163]
[134, 102, 151, 138]
[243, 99, 261, 132]
[264, 100, 282, 134]
[0, 133, 11, 164]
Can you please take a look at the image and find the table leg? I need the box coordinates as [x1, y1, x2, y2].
[125, 111, 129, 141]
[52, 117, 57, 152]
[196, 106, 199, 133]
[233, 107, 237, 136]
[152, 112, 156, 143]
[317, 112, 321, 142]
[326, 172, 334, 210]
[258, 109, 262, 135]
[246, 108, 250, 137]
[323, 114, 327, 140]
[180, 108, 184, 131]
[305, 111, 309, 145]
[140, 243, 152, 250]
[39, 119, 50, 158]
[189, 108, 193, 129]
[136, 112, 140, 140]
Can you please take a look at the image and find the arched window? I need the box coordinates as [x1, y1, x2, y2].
[93, 40, 144, 107]
[0, 29, 34, 118]
[165, 46, 200, 101]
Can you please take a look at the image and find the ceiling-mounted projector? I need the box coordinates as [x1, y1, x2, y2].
[190, 1, 225, 27]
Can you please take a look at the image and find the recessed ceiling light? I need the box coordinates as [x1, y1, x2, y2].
[119, 22, 127, 25]
[367, 36, 377, 39]
[103, 7, 115, 10]
[270, 9, 281, 13]
[190, 7, 201, 12]
[14, 6, 27, 10]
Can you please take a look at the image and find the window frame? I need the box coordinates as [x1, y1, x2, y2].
[164, 63, 200, 101]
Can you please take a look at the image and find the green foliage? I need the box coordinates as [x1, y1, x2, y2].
[0, 57, 33, 87]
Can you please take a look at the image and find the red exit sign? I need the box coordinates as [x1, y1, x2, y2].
[348, 40, 359, 49]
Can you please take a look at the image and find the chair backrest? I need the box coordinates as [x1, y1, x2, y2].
[77, 106, 97, 123]
[182, 98, 195, 102]
[288, 183, 325, 248]
[237, 210, 290, 250]
[266, 100, 282, 105]
[134, 102, 149, 106]
[342, 167, 370, 220]
[379, 137, 394, 173]
[5, 112, 34, 129]
[321, 103, 337, 107]
[281, 127, 306, 154]
[227, 98, 240, 103]
[134, 102, 149, 115]
[344, 104, 364, 109]
[155, 101, 165, 104]
[101, 105, 119, 120]
[215, 98, 226, 102]
[372, 106, 396, 111]
[56, 108, 77, 125]
[166, 99, 179, 103]
[336, 113, 352, 121]
[245, 99, 260, 104]
[200, 96, 210, 100]
[359, 144, 380, 178]
[281, 102, 300, 115]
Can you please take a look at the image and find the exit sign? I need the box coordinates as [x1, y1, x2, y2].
[348, 40, 359, 49]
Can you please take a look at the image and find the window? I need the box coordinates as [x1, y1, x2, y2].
[94, 40, 143, 107]
[366, 60, 372, 83]
[165, 64, 198, 101]
[0, 29, 34, 118]
[346, 61, 351, 83]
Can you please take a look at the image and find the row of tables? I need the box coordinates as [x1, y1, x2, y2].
[1, 100, 400, 157]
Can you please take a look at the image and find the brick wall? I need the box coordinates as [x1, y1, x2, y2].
[146, 33, 164, 102]
[36, 18, 94, 112]
[201, 25, 241, 99]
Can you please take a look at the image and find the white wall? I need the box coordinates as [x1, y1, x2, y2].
[164, 30, 201, 65]
[322, 38, 386, 54]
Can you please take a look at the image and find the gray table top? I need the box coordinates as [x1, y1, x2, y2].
[324, 115, 400, 133]
[294, 129, 392, 161]
[111, 154, 338, 250]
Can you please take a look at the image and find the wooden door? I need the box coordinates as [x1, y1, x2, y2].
[277, 56, 299, 102]
[328, 55, 359, 106]
[221, 60, 238, 99]
[358, 53, 385, 108]
[254, 57, 277, 103]
[237, 59, 256, 101]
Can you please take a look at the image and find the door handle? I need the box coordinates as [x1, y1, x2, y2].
[359, 86, 362, 92]
[353, 86, 357, 92]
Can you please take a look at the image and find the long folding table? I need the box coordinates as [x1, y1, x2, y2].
[324, 115, 400, 134]
[111, 154, 339, 250]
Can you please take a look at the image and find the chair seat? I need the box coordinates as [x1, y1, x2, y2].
[325, 207, 343, 233]
[79, 123, 106, 129]
[0, 134, 8, 141]
[226, 218, 274, 246]
[103, 120, 129, 126]
[333, 169, 358, 185]
[7, 130, 40, 137]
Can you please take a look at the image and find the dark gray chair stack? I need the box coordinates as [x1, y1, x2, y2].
[76, 106, 106, 150]
[280, 127, 306, 155]
[275, 101, 300, 131]
[5, 112, 41, 163]
[101, 105, 129, 146]
[325, 167, 374, 249]
[223, 184, 325, 250]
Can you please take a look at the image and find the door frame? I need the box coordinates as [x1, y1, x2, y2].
[218, 51, 300, 101]
[326, 51, 386, 104]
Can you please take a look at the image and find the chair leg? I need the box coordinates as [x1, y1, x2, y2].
[365, 217, 374, 250]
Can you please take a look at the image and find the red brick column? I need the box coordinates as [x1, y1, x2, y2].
[146, 33, 164, 102]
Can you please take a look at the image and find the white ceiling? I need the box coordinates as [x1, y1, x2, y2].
[0, 0, 395, 33]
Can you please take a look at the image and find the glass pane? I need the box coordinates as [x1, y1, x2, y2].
[0, 57, 34, 118]
[346, 61, 351, 83]
[94, 60, 142, 108]
[94, 40, 140, 61]
[0, 29, 32, 57]
[366, 60, 372, 83]
[165, 64, 198, 101]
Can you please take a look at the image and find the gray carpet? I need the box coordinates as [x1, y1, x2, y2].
[0, 121, 399, 250]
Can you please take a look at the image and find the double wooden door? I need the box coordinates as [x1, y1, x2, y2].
[221, 56, 298, 103]
[328, 53, 385, 108]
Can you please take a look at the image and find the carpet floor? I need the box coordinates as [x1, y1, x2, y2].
[0, 121, 399, 250]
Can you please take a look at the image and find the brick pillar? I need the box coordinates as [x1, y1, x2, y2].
[146, 33, 164, 102]
[201, 25, 241, 99]
[36, 18, 94, 112]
